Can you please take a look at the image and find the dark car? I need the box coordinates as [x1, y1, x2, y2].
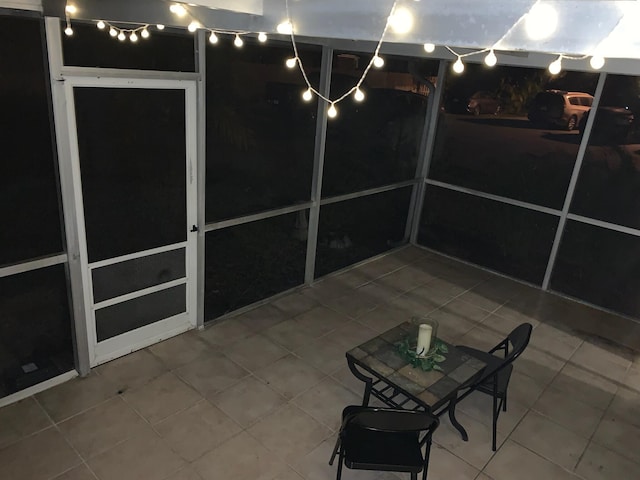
[467, 91, 501, 115]
[578, 106, 635, 144]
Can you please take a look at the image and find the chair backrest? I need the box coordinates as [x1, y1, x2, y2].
[348, 408, 439, 434]
[505, 322, 533, 362]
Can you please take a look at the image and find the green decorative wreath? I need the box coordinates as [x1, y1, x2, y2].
[395, 336, 449, 372]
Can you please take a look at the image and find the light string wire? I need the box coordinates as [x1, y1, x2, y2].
[285, 0, 398, 106]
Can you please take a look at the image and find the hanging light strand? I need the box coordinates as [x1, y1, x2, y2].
[284, 0, 399, 110]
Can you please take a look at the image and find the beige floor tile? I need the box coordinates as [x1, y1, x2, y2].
[432, 298, 490, 324]
[359, 282, 404, 304]
[0, 397, 51, 449]
[147, 332, 216, 370]
[293, 377, 361, 430]
[479, 314, 527, 337]
[95, 349, 167, 392]
[271, 293, 319, 319]
[388, 291, 442, 318]
[427, 444, 480, 480]
[492, 302, 540, 328]
[0, 427, 81, 480]
[323, 321, 378, 351]
[273, 467, 305, 480]
[87, 428, 184, 480]
[426, 277, 474, 297]
[294, 306, 350, 338]
[36, 373, 118, 423]
[506, 371, 546, 408]
[198, 318, 254, 347]
[356, 255, 406, 280]
[457, 289, 505, 313]
[516, 347, 566, 385]
[331, 268, 376, 289]
[255, 354, 326, 399]
[247, 403, 332, 462]
[408, 282, 457, 307]
[510, 411, 589, 470]
[193, 432, 287, 480]
[164, 466, 203, 480]
[592, 412, 640, 465]
[357, 305, 410, 333]
[456, 326, 505, 352]
[532, 386, 604, 438]
[302, 280, 355, 303]
[389, 245, 427, 263]
[434, 315, 480, 344]
[58, 396, 148, 458]
[50, 464, 96, 480]
[548, 362, 618, 410]
[122, 372, 202, 424]
[174, 351, 249, 398]
[264, 318, 324, 351]
[476, 474, 494, 480]
[622, 363, 640, 391]
[569, 341, 632, 383]
[331, 365, 368, 397]
[456, 391, 527, 437]
[155, 400, 242, 462]
[433, 411, 501, 470]
[211, 376, 286, 427]
[238, 303, 292, 330]
[224, 333, 289, 371]
[375, 265, 435, 293]
[576, 442, 640, 480]
[607, 385, 640, 428]
[529, 323, 583, 361]
[321, 290, 379, 319]
[294, 337, 347, 375]
[484, 440, 581, 480]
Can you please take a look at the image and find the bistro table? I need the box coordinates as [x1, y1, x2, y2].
[346, 320, 488, 440]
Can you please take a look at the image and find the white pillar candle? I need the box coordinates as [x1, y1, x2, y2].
[416, 323, 433, 356]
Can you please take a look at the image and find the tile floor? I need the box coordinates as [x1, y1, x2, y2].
[2, 246, 640, 480]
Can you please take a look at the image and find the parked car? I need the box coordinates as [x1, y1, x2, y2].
[578, 106, 635, 144]
[528, 90, 593, 130]
[467, 91, 501, 115]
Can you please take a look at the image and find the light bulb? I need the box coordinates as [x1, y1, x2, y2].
[388, 7, 414, 34]
[590, 56, 605, 70]
[548, 56, 562, 75]
[234, 35, 244, 47]
[130, 32, 138, 42]
[109, 28, 117, 37]
[302, 88, 313, 102]
[327, 103, 338, 118]
[209, 32, 218, 44]
[170, 4, 187, 17]
[97, 20, 106, 30]
[423, 43, 435, 53]
[285, 57, 298, 68]
[484, 50, 497, 67]
[258, 32, 267, 43]
[373, 55, 384, 68]
[525, 4, 558, 40]
[453, 57, 464, 73]
[354, 88, 365, 102]
[277, 21, 293, 34]
[65, 5, 77, 14]
[64, 26, 73, 36]
[118, 31, 126, 41]
[141, 28, 150, 39]
[156, 24, 165, 30]
[188, 21, 199, 33]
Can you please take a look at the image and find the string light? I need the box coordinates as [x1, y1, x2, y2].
[327, 103, 338, 118]
[130, 32, 138, 42]
[354, 87, 365, 102]
[277, 21, 293, 34]
[484, 49, 497, 67]
[94, 21, 155, 43]
[590, 55, 605, 70]
[286, 57, 298, 68]
[452, 56, 465, 73]
[169, 3, 187, 17]
[64, 26, 73, 36]
[258, 32, 268, 42]
[65, 4, 76, 14]
[548, 55, 563, 74]
[388, 6, 414, 34]
[209, 31, 219, 44]
[96, 20, 105, 30]
[423, 43, 435, 53]
[188, 21, 199, 32]
[525, 3, 558, 40]
[302, 88, 313, 101]
[117, 31, 126, 41]
[234, 34, 244, 47]
[373, 55, 385, 68]
[109, 27, 117, 37]
[64, 2, 74, 36]
[156, 24, 165, 30]
[141, 28, 150, 39]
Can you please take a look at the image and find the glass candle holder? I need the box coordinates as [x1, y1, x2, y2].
[411, 317, 439, 357]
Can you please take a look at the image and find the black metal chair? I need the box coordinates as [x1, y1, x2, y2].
[456, 322, 533, 451]
[329, 406, 439, 480]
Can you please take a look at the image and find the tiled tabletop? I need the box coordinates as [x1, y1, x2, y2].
[347, 321, 487, 411]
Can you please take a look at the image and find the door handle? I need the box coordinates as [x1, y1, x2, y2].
[190, 225, 198, 233]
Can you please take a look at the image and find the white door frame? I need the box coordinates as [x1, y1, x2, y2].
[63, 76, 198, 366]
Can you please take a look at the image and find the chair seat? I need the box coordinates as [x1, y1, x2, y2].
[457, 346, 513, 397]
[343, 426, 424, 473]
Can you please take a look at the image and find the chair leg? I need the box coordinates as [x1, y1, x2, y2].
[492, 377, 499, 452]
[422, 439, 433, 480]
[335, 450, 344, 480]
[410, 473, 417, 480]
[502, 391, 508, 412]
[328, 437, 340, 466]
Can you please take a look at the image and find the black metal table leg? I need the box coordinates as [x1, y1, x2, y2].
[447, 398, 469, 441]
[346, 354, 374, 406]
